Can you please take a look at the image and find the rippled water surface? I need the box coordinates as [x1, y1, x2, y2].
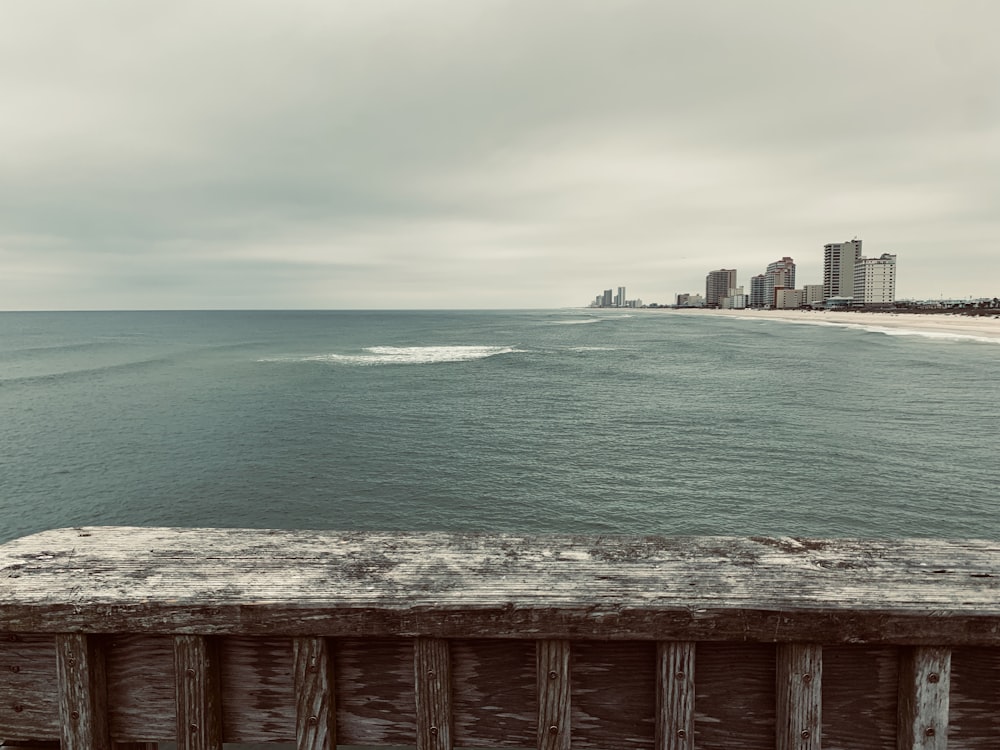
[1, 309, 998, 543]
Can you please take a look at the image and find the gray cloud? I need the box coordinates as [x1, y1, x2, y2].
[2, 0, 998, 308]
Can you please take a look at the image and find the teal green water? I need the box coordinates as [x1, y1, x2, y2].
[1, 309, 998, 543]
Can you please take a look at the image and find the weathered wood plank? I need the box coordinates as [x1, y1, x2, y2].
[173, 635, 222, 750]
[452, 639, 535, 747]
[219, 636, 293, 741]
[336, 638, 416, 745]
[776, 644, 821, 750]
[55, 633, 111, 750]
[897, 646, 950, 750]
[573, 641, 655, 750]
[415, 638, 453, 750]
[293, 636, 335, 750]
[948, 646, 1000, 749]
[4, 529, 1000, 644]
[656, 642, 694, 750]
[0, 634, 59, 740]
[537, 640, 570, 750]
[695, 643, 775, 750]
[822, 646, 898, 750]
[107, 635, 175, 741]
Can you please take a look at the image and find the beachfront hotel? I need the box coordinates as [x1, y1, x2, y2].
[705, 269, 737, 308]
[823, 239, 863, 300]
[855, 253, 897, 304]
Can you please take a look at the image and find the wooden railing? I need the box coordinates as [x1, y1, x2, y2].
[2, 528, 1000, 749]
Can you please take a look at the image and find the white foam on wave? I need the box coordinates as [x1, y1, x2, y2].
[550, 318, 601, 325]
[855, 325, 1000, 345]
[301, 345, 523, 366]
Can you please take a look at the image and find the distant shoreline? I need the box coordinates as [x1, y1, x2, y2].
[661, 307, 1000, 341]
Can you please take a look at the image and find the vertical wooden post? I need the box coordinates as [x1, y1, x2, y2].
[537, 640, 571, 750]
[55, 633, 111, 750]
[656, 641, 695, 750]
[414, 638, 453, 750]
[293, 636, 336, 750]
[174, 635, 223, 750]
[898, 646, 951, 750]
[776, 644, 822, 750]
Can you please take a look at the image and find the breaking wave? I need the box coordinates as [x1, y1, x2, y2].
[265, 345, 523, 366]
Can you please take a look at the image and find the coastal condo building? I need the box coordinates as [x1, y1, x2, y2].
[823, 239, 863, 301]
[855, 253, 897, 304]
[706, 269, 736, 308]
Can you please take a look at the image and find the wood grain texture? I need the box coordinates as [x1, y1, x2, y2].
[948, 646, 1000, 749]
[822, 646, 898, 750]
[572, 641, 655, 750]
[0, 634, 59, 740]
[695, 643, 775, 750]
[776, 644, 821, 750]
[55, 633, 110, 750]
[897, 646, 950, 750]
[107, 635, 174, 741]
[415, 638, 453, 750]
[657, 642, 694, 750]
[173, 635, 222, 750]
[451, 639, 535, 747]
[293, 636, 335, 750]
[537, 640, 570, 750]
[5, 529, 1000, 643]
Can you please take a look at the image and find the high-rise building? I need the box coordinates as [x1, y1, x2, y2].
[749, 275, 767, 308]
[602, 289, 613, 307]
[855, 253, 897, 305]
[615, 286, 626, 308]
[823, 240, 862, 300]
[764, 257, 795, 307]
[706, 269, 736, 308]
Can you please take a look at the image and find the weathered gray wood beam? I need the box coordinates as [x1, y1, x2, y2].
[655, 641, 694, 750]
[173, 635, 222, 750]
[415, 638, 453, 750]
[537, 640, 570, 750]
[55, 633, 110, 750]
[5, 529, 1000, 644]
[776, 643, 821, 750]
[898, 646, 951, 750]
[293, 636, 335, 750]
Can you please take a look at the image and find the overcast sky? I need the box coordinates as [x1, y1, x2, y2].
[2, 1, 998, 309]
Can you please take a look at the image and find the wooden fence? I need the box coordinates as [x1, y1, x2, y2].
[2, 527, 1000, 749]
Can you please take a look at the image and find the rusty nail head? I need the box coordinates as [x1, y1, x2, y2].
[67, 657, 75, 665]
[8, 634, 19, 642]
[549, 725, 558, 735]
[309, 664, 319, 673]
[926, 727, 936, 737]
[428, 669, 436, 678]
[10, 665, 20, 673]
[13, 703, 24, 713]
[549, 670, 558, 680]
[190, 723, 199, 733]
[186, 667, 196, 677]
[677, 729, 686, 739]
[71, 710, 80, 721]
[308, 715, 318, 726]
[430, 726, 438, 736]
[928, 673, 940, 683]
[802, 673, 812, 683]
[801, 730, 810, 740]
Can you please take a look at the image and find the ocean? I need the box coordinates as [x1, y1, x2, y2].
[1, 309, 998, 545]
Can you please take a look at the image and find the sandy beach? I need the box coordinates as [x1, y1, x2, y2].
[662, 307, 1000, 344]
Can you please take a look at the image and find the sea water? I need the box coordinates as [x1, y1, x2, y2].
[1, 309, 998, 544]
